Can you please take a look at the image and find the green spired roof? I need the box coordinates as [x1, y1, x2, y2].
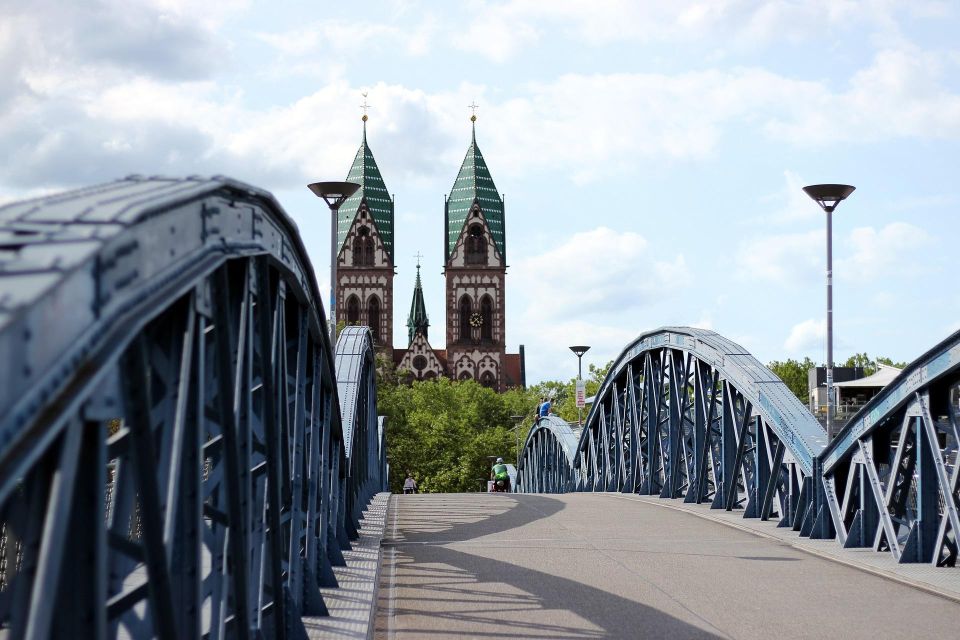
[407, 262, 429, 345]
[338, 120, 394, 261]
[445, 120, 504, 261]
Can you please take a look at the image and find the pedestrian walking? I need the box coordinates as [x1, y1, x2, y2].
[403, 472, 418, 494]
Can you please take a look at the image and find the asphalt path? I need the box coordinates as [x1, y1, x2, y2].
[374, 492, 960, 639]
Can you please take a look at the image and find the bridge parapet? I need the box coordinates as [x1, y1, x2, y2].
[518, 327, 828, 533]
[819, 327, 960, 565]
[0, 176, 387, 638]
[516, 416, 581, 493]
[518, 325, 960, 568]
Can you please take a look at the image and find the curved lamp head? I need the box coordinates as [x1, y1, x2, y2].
[307, 181, 360, 210]
[569, 345, 591, 357]
[802, 184, 855, 213]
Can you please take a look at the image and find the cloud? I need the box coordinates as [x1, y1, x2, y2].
[448, 0, 951, 57]
[756, 170, 825, 225]
[737, 221, 932, 287]
[255, 16, 439, 59]
[736, 230, 821, 284]
[518, 319, 640, 385]
[4, 0, 237, 82]
[512, 227, 690, 316]
[510, 227, 691, 382]
[839, 222, 931, 279]
[3, 5, 960, 201]
[785, 318, 826, 352]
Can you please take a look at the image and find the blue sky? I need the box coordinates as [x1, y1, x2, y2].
[2, 0, 958, 382]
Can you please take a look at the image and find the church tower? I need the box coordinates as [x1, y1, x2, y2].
[336, 114, 395, 355]
[443, 114, 510, 390]
[396, 260, 446, 380]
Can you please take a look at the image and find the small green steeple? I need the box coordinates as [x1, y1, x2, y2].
[338, 115, 395, 261]
[407, 260, 429, 345]
[445, 114, 505, 261]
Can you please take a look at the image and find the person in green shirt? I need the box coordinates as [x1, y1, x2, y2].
[491, 457, 510, 492]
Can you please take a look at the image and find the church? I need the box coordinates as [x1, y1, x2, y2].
[332, 111, 525, 392]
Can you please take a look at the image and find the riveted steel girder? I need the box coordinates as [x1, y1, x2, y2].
[820, 328, 960, 565]
[517, 327, 826, 534]
[0, 177, 387, 638]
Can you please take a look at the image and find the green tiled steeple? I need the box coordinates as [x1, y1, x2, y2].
[407, 262, 429, 345]
[338, 120, 394, 261]
[445, 120, 504, 261]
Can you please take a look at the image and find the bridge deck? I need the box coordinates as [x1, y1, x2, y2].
[376, 493, 960, 639]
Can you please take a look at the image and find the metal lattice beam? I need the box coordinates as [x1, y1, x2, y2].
[0, 177, 387, 637]
[517, 327, 827, 534]
[821, 328, 960, 565]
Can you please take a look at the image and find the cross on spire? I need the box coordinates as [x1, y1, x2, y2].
[468, 101, 479, 122]
[360, 92, 371, 122]
[414, 251, 423, 269]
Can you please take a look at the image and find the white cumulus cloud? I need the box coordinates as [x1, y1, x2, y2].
[511, 227, 691, 382]
[784, 318, 826, 353]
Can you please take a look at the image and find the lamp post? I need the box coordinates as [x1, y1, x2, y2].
[569, 345, 591, 426]
[307, 181, 360, 339]
[802, 184, 855, 441]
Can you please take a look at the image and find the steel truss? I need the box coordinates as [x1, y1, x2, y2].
[516, 417, 580, 493]
[517, 328, 829, 531]
[821, 328, 960, 565]
[0, 177, 386, 638]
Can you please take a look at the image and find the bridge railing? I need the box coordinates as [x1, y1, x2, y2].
[517, 325, 960, 568]
[0, 176, 386, 639]
[819, 328, 960, 566]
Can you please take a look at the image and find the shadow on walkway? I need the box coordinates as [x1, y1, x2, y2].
[375, 494, 721, 639]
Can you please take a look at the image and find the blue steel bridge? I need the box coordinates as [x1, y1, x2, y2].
[0, 177, 957, 639]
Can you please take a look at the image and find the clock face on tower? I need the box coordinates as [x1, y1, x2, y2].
[469, 312, 483, 328]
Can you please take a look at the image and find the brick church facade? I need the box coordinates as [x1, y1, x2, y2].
[336, 114, 524, 391]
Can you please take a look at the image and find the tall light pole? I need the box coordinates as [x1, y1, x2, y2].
[307, 181, 360, 339]
[802, 184, 855, 441]
[569, 345, 590, 426]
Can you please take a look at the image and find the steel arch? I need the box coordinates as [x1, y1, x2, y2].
[515, 416, 580, 493]
[521, 327, 830, 531]
[0, 177, 385, 639]
[820, 328, 960, 565]
[335, 326, 386, 542]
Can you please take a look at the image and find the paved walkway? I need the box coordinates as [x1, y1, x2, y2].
[304, 492, 389, 639]
[375, 493, 960, 640]
[628, 493, 960, 602]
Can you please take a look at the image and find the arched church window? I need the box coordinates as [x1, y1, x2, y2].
[458, 371, 472, 381]
[353, 226, 374, 267]
[480, 371, 496, 389]
[459, 296, 472, 341]
[480, 295, 493, 342]
[424, 371, 437, 380]
[346, 295, 361, 325]
[367, 296, 381, 343]
[465, 223, 487, 265]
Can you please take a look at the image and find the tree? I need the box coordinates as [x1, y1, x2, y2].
[767, 357, 816, 401]
[842, 353, 908, 376]
[377, 374, 538, 493]
[529, 360, 613, 425]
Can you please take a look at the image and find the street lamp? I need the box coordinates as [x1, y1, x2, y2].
[307, 181, 360, 339]
[569, 345, 591, 426]
[802, 184, 855, 441]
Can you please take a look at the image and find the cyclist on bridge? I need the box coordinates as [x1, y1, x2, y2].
[490, 457, 510, 492]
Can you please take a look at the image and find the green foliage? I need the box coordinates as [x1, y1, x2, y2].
[842, 353, 908, 376]
[528, 360, 613, 425]
[377, 360, 539, 493]
[767, 353, 907, 402]
[767, 357, 816, 401]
